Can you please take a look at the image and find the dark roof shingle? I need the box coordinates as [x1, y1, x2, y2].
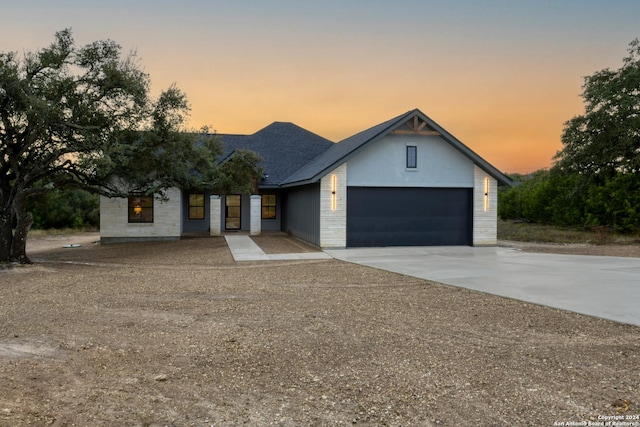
[218, 122, 334, 186]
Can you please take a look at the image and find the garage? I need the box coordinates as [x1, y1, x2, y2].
[346, 187, 472, 247]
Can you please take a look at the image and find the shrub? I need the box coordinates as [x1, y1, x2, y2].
[27, 188, 99, 230]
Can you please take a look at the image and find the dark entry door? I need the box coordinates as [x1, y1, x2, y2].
[225, 195, 241, 230]
[347, 187, 472, 247]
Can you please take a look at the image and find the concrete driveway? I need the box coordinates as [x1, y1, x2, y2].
[325, 246, 640, 327]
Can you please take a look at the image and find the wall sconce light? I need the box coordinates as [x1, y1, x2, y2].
[330, 174, 337, 211]
[484, 177, 490, 211]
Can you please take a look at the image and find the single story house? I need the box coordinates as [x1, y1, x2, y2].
[100, 109, 512, 247]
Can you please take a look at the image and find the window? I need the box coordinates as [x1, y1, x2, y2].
[406, 145, 417, 169]
[225, 195, 241, 230]
[188, 193, 205, 220]
[128, 195, 153, 223]
[261, 194, 277, 219]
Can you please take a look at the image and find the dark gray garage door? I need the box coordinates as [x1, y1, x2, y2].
[347, 187, 472, 247]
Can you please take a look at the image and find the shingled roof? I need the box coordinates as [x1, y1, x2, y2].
[280, 110, 412, 186]
[218, 122, 334, 187]
[217, 109, 511, 189]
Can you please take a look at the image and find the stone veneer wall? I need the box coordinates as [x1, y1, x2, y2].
[250, 195, 262, 235]
[472, 165, 498, 246]
[209, 195, 221, 236]
[319, 163, 347, 248]
[100, 187, 182, 243]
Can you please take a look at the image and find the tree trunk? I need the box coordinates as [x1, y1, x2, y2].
[10, 192, 34, 264]
[12, 211, 33, 264]
[0, 207, 13, 263]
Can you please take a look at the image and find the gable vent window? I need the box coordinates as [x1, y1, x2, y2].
[406, 145, 417, 169]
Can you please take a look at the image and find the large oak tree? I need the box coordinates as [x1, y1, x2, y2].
[555, 39, 640, 177]
[500, 40, 640, 232]
[1, 29, 261, 263]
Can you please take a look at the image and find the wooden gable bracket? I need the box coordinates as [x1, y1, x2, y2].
[391, 116, 441, 136]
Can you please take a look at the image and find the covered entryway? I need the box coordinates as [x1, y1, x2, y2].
[346, 187, 472, 247]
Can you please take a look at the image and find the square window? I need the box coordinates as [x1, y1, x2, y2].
[188, 193, 205, 220]
[128, 195, 153, 223]
[261, 194, 277, 219]
[406, 145, 417, 169]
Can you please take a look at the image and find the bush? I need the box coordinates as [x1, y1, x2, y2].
[27, 188, 99, 230]
[498, 169, 640, 234]
[584, 173, 640, 233]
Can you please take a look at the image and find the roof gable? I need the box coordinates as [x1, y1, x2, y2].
[281, 109, 511, 186]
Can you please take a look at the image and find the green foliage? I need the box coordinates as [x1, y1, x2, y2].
[503, 39, 640, 235]
[555, 39, 640, 176]
[217, 149, 264, 195]
[0, 28, 151, 261]
[498, 170, 640, 233]
[27, 188, 99, 229]
[583, 173, 640, 233]
[498, 170, 574, 225]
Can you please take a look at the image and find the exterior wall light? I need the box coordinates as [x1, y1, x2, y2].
[331, 174, 337, 211]
[484, 177, 490, 211]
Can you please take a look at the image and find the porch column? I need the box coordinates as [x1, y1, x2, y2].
[250, 195, 261, 236]
[210, 195, 221, 236]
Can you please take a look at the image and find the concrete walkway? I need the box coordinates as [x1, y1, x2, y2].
[324, 246, 640, 327]
[225, 235, 332, 261]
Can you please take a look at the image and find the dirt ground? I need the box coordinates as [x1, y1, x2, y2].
[0, 233, 638, 426]
[500, 240, 640, 258]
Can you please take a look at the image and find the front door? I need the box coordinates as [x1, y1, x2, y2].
[225, 195, 241, 230]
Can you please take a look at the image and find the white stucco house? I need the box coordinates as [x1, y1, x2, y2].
[100, 109, 512, 247]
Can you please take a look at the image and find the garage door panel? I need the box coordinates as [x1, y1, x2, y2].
[347, 187, 471, 247]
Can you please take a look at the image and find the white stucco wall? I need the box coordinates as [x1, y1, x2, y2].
[319, 163, 347, 248]
[100, 187, 182, 243]
[473, 165, 498, 246]
[347, 134, 474, 187]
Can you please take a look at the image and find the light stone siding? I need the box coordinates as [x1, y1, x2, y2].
[100, 187, 182, 243]
[250, 195, 262, 236]
[210, 195, 221, 236]
[473, 165, 498, 246]
[319, 163, 347, 248]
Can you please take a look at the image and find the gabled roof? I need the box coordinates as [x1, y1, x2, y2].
[281, 109, 512, 186]
[218, 122, 334, 187]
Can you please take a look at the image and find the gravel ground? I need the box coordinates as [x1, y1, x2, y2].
[0, 233, 638, 426]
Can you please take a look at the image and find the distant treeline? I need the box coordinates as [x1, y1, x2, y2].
[27, 188, 99, 230]
[499, 170, 640, 234]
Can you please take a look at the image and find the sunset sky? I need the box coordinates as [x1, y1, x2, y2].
[3, 1, 639, 173]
